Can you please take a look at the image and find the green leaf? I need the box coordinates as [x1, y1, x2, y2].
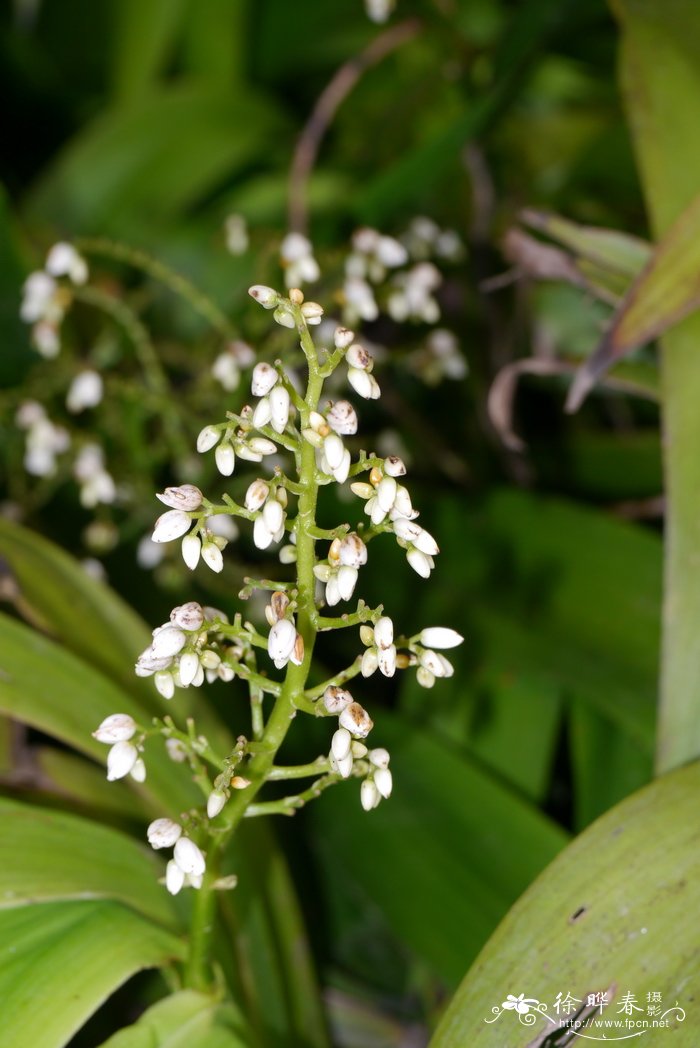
[613, 0, 700, 774]
[0, 798, 177, 929]
[111, 0, 188, 105]
[25, 85, 288, 235]
[0, 611, 199, 814]
[0, 517, 151, 699]
[569, 700, 652, 828]
[430, 761, 700, 1046]
[568, 191, 700, 410]
[36, 747, 153, 820]
[98, 991, 249, 1048]
[0, 901, 184, 1048]
[521, 208, 651, 279]
[308, 711, 568, 987]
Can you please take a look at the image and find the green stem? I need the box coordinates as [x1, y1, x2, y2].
[183, 861, 220, 990]
[268, 758, 330, 780]
[182, 305, 325, 986]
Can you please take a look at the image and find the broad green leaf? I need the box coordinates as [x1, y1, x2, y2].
[568, 190, 700, 410]
[98, 990, 248, 1048]
[0, 517, 152, 700]
[111, 0, 187, 105]
[0, 611, 199, 814]
[0, 900, 184, 1048]
[569, 700, 652, 828]
[308, 711, 568, 987]
[36, 747, 153, 820]
[614, 0, 700, 773]
[0, 798, 177, 929]
[25, 85, 288, 234]
[180, 0, 248, 88]
[430, 761, 700, 1046]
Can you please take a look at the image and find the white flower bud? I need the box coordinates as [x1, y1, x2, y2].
[420, 649, 446, 677]
[338, 533, 367, 568]
[374, 767, 393, 798]
[251, 362, 279, 396]
[323, 686, 353, 713]
[407, 548, 433, 578]
[269, 385, 291, 434]
[335, 752, 354, 778]
[413, 528, 439, 556]
[165, 738, 188, 762]
[334, 449, 351, 485]
[383, 455, 406, 477]
[334, 326, 355, 349]
[248, 285, 280, 309]
[147, 818, 182, 850]
[376, 476, 397, 513]
[130, 758, 147, 782]
[325, 575, 341, 607]
[252, 397, 272, 429]
[200, 650, 221, 670]
[416, 665, 435, 688]
[170, 602, 204, 631]
[166, 859, 185, 895]
[351, 741, 368, 758]
[420, 627, 463, 649]
[93, 713, 136, 744]
[245, 479, 270, 512]
[178, 652, 200, 687]
[369, 748, 390, 768]
[262, 498, 284, 534]
[46, 242, 88, 284]
[66, 370, 103, 413]
[154, 671, 175, 699]
[393, 485, 413, 517]
[181, 533, 202, 570]
[347, 366, 374, 399]
[279, 544, 297, 564]
[174, 836, 206, 876]
[319, 432, 342, 471]
[331, 727, 352, 760]
[207, 789, 227, 819]
[336, 565, 358, 601]
[373, 616, 394, 649]
[152, 510, 192, 543]
[248, 437, 277, 456]
[107, 741, 139, 781]
[237, 444, 263, 463]
[346, 344, 372, 371]
[361, 648, 379, 677]
[215, 442, 235, 476]
[361, 779, 380, 811]
[326, 400, 358, 436]
[351, 481, 375, 499]
[268, 618, 297, 667]
[151, 625, 187, 658]
[253, 515, 273, 549]
[377, 644, 397, 677]
[196, 426, 220, 453]
[157, 484, 203, 511]
[339, 702, 374, 738]
[201, 541, 224, 573]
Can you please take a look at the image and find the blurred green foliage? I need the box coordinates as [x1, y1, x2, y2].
[0, 0, 672, 1045]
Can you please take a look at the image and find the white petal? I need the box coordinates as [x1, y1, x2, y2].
[331, 727, 352, 760]
[207, 789, 227, 819]
[174, 837, 206, 876]
[178, 652, 200, 687]
[253, 515, 273, 550]
[361, 648, 378, 677]
[419, 627, 463, 649]
[369, 747, 390, 769]
[347, 366, 374, 399]
[407, 547, 431, 578]
[413, 527, 439, 556]
[374, 767, 393, 798]
[93, 714, 136, 744]
[181, 534, 201, 570]
[323, 433, 345, 470]
[196, 426, 220, 453]
[170, 602, 205, 631]
[339, 702, 374, 738]
[245, 479, 270, 512]
[251, 362, 278, 396]
[336, 565, 358, 601]
[252, 397, 272, 429]
[333, 449, 351, 485]
[154, 671, 175, 699]
[156, 484, 203, 511]
[325, 575, 341, 606]
[215, 443, 235, 476]
[323, 686, 354, 713]
[269, 385, 290, 433]
[201, 542, 224, 573]
[151, 626, 187, 659]
[107, 741, 138, 781]
[361, 779, 380, 811]
[147, 818, 182, 849]
[262, 499, 284, 535]
[166, 859, 185, 895]
[373, 616, 394, 649]
[268, 618, 296, 663]
[152, 510, 191, 543]
[378, 644, 397, 678]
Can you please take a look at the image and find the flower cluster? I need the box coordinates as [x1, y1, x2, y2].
[89, 278, 463, 897]
[92, 714, 146, 783]
[20, 243, 88, 357]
